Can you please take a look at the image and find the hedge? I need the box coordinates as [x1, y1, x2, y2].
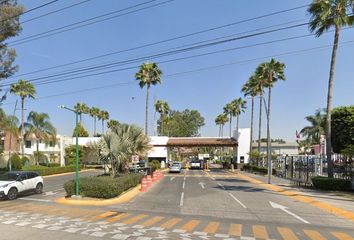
[311, 176, 351, 191]
[64, 174, 143, 199]
[242, 164, 276, 175]
[22, 165, 79, 176]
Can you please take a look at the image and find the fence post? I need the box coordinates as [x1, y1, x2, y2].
[306, 156, 309, 183]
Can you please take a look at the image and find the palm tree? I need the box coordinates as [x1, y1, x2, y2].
[242, 75, 258, 155]
[89, 107, 100, 136]
[74, 103, 89, 123]
[219, 114, 229, 137]
[135, 62, 162, 135]
[258, 58, 285, 165]
[308, 0, 354, 178]
[99, 110, 109, 134]
[107, 119, 119, 130]
[154, 99, 170, 136]
[215, 115, 223, 137]
[300, 109, 325, 144]
[223, 102, 234, 137]
[24, 111, 56, 165]
[232, 97, 247, 139]
[10, 79, 36, 157]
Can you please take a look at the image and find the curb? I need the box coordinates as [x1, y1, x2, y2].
[43, 169, 96, 179]
[54, 184, 141, 206]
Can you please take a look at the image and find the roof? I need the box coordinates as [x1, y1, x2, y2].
[153, 137, 238, 147]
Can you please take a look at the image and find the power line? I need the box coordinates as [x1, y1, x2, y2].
[7, 0, 174, 46]
[3, 39, 354, 106]
[5, 3, 310, 80]
[4, 21, 312, 86]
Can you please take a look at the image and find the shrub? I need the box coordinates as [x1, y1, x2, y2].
[8, 153, 22, 170]
[47, 163, 60, 167]
[21, 156, 31, 166]
[22, 165, 79, 176]
[64, 174, 143, 199]
[149, 160, 160, 171]
[242, 164, 276, 175]
[311, 176, 351, 191]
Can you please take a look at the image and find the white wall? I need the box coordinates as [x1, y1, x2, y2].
[148, 136, 168, 158]
[234, 128, 250, 164]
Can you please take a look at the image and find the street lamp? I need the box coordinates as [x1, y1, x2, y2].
[262, 97, 272, 184]
[58, 105, 80, 197]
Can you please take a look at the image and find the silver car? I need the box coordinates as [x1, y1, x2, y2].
[169, 162, 182, 173]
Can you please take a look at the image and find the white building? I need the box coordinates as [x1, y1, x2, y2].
[233, 128, 251, 164]
[252, 142, 299, 155]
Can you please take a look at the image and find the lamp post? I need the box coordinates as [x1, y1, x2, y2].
[59, 105, 80, 197]
[262, 97, 272, 184]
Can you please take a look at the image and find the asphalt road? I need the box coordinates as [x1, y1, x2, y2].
[0, 166, 353, 239]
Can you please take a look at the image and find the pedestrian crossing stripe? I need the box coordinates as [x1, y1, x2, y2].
[0, 204, 353, 239]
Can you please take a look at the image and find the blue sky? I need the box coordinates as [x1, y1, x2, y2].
[1, 0, 354, 141]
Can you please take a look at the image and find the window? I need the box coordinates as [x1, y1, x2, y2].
[25, 141, 31, 148]
[28, 172, 38, 179]
[49, 141, 55, 147]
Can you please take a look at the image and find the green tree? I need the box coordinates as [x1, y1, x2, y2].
[154, 99, 170, 136]
[215, 115, 223, 137]
[300, 109, 325, 144]
[24, 111, 56, 165]
[223, 98, 246, 138]
[331, 106, 354, 153]
[107, 119, 119, 130]
[0, 1, 24, 103]
[308, 0, 354, 178]
[257, 59, 285, 160]
[72, 123, 89, 137]
[98, 124, 150, 177]
[160, 109, 205, 137]
[242, 74, 262, 154]
[223, 102, 234, 137]
[89, 107, 100, 136]
[65, 145, 85, 165]
[74, 102, 89, 123]
[98, 110, 109, 134]
[10, 80, 36, 156]
[135, 62, 162, 135]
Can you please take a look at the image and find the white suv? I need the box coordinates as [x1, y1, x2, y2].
[0, 171, 44, 200]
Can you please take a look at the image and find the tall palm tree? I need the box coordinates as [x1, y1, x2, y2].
[154, 99, 170, 136]
[107, 119, 119, 130]
[74, 102, 89, 123]
[215, 115, 223, 137]
[242, 75, 260, 154]
[258, 58, 285, 164]
[24, 111, 56, 165]
[300, 109, 325, 144]
[219, 114, 229, 137]
[135, 62, 162, 135]
[10, 79, 36, 157]
[89, 107, 100, 136]
[223, 102, 234, 137]
[232, 97, 247, 139]
[99, 110, 109, 134]
[308, 0, 354, 178]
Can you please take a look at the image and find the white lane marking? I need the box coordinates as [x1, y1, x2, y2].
[210, 177, 215, 180]
[228, 192, 247, 209]
[179, 192, 184, 206]
[198, 182, 205, 189]
[269, 201, 310, 224]
[170, 177, 175, 181]
[182, 181, 185, 189]
[217, 183, 225, 190]
[19, 197, 52, 202]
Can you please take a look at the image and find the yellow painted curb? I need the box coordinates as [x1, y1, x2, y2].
[236, 172, 354, 222]
[43, 169, 95, 179]
[55, 184, 141, 206]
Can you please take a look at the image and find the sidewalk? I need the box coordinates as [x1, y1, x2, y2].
[238, 170, 354, 215]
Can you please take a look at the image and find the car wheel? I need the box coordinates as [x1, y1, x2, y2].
[7, 187, 18, 200]
[35, 183, 43, 194]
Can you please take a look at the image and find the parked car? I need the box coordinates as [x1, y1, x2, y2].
[190, 160, 202, 169]
[169, 162, 182, 173]
[0, 171, 44, 200]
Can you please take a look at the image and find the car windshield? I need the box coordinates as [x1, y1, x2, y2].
[172, 163, 180, 166]
[0, 172, 20, 181]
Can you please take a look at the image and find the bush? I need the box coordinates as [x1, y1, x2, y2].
[242, 164, 276, 175]
[21, 156, 31, 166]
[22, 165, 79, 176]
[8, 154, 22, 170]
[311, 176, 351, 191]
[149, 160, 160, 171]
[47, 163, 60, 167]
[64, 174, 143, 199]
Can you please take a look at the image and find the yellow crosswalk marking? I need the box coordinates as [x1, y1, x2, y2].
[331, 232, 354, 240]
[141, 216, 164, 227]
[160, 218, 182, 229]
[106, 213, 131, 223]
[203, 221, 219, 234]
[228, 224, 242, 236]
[121, 214, 148, 225]
[252, 225, 269, 239]
[277, 227, 299, 240]
[180, 220, 200, 232]
[92, 211, 117, 221]
[304, 230, 327, 240]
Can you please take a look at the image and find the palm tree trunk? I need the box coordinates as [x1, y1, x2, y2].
[326, 26, 340, 178]
[94, 117, 96, 136]
[258, 91, 263, 153]
[250, 96, 254, 159]
[36, 140, 39, 165]
[267, 85, 272, 177]
[229, 114, 232, 137]
[102, 120, 104, 134]
[221, 125, 223, 137]
[80, 114, 82, 123]
[236, 115, 240, 139]
[21, 97, 25, 157]
[160, 114, 164, 136]
[145, 85, 150, 135]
